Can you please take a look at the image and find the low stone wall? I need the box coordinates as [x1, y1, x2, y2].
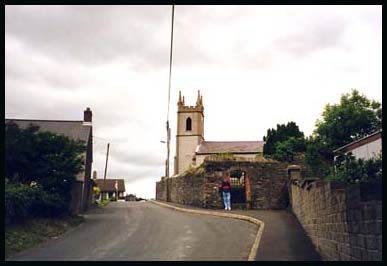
[156, 159, 290, 210]
[156, 173, 214, 208]
[290, 180, 382, 261]
[155, 178, 168, 201]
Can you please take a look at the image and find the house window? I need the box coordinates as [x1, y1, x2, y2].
[186, 117, 192, 131]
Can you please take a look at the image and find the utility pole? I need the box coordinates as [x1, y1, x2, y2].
[166, 121, 171, 201]
[166, 5, 174, 202]
[103, 143, 110, 200]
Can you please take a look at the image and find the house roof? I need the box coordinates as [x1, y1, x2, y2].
[196, 141, 264, 154]
[5, 119, 92, 143]
[94, 179, 126, 192]
[333, 130, 382, 154]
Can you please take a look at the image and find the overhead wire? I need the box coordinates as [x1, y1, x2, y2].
[167, 5, 175, 122]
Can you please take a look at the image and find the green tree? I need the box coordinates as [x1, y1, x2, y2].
[305, 89, 382, 177]
[5, 121, 86, 213]
[303, 135, 334, 177]
[263, 122, 306, 162]
[315, 89, 381, 152]
[329, 152, 382, 183]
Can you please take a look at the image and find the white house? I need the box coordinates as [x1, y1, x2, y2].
[333, 130, 382, 160]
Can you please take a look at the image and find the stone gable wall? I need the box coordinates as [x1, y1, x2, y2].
[290, 180, 382, 261]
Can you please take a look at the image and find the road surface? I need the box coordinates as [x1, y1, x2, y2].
[8, 201, 257, 261]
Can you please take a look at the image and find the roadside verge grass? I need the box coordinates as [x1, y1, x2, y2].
[5, 215, 84, 259]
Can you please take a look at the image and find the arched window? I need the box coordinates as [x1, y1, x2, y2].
[186, 117, 192, 131]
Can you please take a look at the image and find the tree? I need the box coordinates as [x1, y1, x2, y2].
[263, 122, 306, 162]
[304, 136, 335, 177]
[315, 89, 381, 152]
[305, 89, 382, 177]
[272, 136, 306, 162]
[329, 152, 382, 183]
[5, 121, 86, 212]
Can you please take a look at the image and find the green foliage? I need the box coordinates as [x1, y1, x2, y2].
[95, 199, 110, 207]
[110, 197, 117, 201]
[326, 153, 382, 183]
[263, 122, 306, 162]
[5, 121, 87, 220]
[214, 153, 236, 160]
[314, 89, 381, 155]
[93, 186, 101, 195]
[184, 163, 205, 177]
[304, 89, 381, 177]
[5, 179, 66, 225]
[272, 136, 306, 162]
[304, 136, 333, 177]
[5, 216, 84, 259]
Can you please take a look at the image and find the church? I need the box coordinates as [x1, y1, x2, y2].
[174, 90, 265, 176]
[157, 90, 289, 210]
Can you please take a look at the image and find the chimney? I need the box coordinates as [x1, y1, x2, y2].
[84, 107, 92, 123]
[93, 170, 97, 179]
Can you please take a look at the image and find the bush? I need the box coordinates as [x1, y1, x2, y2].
[5, 179, 67, 225]
[110, 197, 117, 201]
[5, 122, 87, 222]
[5, 121, 85, 209]
[325, 153, 382, 183]
[183, 163, 205, 177]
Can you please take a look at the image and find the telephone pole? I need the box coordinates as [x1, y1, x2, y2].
[166, 5, 174, 202]
[103, 142, 110, 200]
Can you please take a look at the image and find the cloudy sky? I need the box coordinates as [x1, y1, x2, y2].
[5, 5, 382, 198]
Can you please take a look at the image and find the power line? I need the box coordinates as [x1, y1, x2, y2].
[167, 5, 175, 121]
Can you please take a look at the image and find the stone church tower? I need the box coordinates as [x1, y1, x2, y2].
[174, 90, 204, 175]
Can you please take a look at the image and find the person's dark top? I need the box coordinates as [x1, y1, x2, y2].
[220, 180, 231, 193]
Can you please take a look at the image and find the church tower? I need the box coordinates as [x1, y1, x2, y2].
[174, 90, 204, 175]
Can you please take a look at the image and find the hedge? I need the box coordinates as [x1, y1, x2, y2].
[5, 179, 69, 225]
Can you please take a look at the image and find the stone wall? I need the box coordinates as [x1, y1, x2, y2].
[290, 180, 382, 261]
[156, 158, 290, 210]
[155, 178, 168, 201]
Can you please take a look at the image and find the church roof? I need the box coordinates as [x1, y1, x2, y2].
[196, 141, 264, 154]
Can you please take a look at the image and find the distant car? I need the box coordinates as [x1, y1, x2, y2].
[125, 195, 137, 201]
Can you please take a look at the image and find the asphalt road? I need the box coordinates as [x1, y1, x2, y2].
[8, 201, 257, 261]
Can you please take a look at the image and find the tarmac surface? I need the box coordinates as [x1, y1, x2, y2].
[162, 201, 322, 261]
[7, 201, 257, 261]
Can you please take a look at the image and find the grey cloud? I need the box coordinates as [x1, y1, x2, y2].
[110, 146, 164, 168]
[5, 6, 171, 69]
[273, 17, 347, 58]
[105, 159, 163, 182]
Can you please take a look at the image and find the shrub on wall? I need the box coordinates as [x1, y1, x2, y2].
[326, 152, 382, 183]
[183, 163, 205, 177]
[213, 153, 236, 161]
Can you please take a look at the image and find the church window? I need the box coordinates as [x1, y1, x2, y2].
[186, 117, 192, 131]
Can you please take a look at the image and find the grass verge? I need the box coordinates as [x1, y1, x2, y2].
[95, 199, 110, 207]
[5, 215, 84, 259]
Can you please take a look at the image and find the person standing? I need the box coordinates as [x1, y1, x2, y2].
[219, 176, 232, 210]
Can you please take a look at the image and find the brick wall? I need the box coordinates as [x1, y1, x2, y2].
[290, 180, 382, 261]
